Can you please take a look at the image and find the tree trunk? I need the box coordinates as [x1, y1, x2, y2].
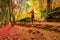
[46, 0, 51, 14]
[9, 0, 15, 26]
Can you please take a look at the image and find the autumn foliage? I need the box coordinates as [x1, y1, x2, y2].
[12, 3, 16, 9]
[1, 2, 5, 6]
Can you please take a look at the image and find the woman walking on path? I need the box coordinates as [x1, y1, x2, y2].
[30, 10, 35, 24]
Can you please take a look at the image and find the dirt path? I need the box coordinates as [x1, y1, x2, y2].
[39, 22, 60, 26]
[19, 22, 60, 26]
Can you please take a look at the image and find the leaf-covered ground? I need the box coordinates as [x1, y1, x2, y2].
[0, 25, 60, 40]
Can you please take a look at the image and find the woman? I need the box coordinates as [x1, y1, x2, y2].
[30, 10, 34, 23]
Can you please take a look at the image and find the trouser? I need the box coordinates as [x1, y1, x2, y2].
[31, 18, 34, 23]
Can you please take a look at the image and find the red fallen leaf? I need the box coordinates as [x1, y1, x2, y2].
[12, 4, 16, 9]
[46, 37, 51, 40]
[1, 2, 5, 6]
[28, 30, 33, 33]
[41, 33, 43, 35]
[39, 33, 44, 37]
[35, 31, 40, 34]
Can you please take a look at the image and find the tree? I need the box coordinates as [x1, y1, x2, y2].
[46, 0, 51, 14]
[9, 0, 16, 26]
[0, 0, 10, 25]
[0, 0, 16, 26]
